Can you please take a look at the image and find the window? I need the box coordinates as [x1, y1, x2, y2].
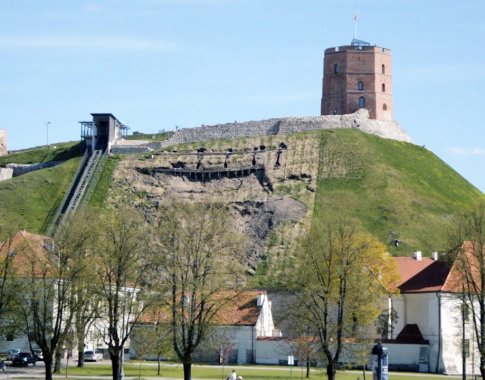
[382, 83, 386, 92]
[382, 64, 385, 74]
[334, 63, 339, 74]
[358, 81, 364, 91]
[383, 104, 388, 111]
[359, 97, 365, 108]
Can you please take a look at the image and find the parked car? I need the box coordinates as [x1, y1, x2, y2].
[33, 349, 43, 360]
[6, 349, 20, 361]
[84, 350, 103, 362]
[12, 352, 37, 366]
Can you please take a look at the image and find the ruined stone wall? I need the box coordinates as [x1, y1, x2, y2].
[159, 109, 410, 150]
[0, 129, 7, 156]
[5, 161, 63, 176]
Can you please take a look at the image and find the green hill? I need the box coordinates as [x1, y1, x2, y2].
[0, 143, 82, 239]
[0, 130, 483, 259]
[313, 129, 484, 254]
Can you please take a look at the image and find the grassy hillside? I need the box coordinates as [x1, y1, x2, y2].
[0, 158, 81, 239]
[0, 130, 483, 259]
[0, 142, 82, 164]
[313, 129, 485, 254]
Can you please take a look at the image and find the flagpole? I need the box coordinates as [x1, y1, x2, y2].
[353, 14, 358, 40]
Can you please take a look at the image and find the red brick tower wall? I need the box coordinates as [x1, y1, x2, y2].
[321, 45, 393, 121]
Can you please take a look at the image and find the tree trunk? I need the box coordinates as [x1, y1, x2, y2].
[44, 355, 53, 380]
[77, 350, 85, 368]
[183, 362, 191, 380]
[54, 349, 62, 373]
[110, 349, 123, 380]
[76, 332, 85, 367]
[480, 364, 485, 380]
[157, 355, 161, 375]
[326, 362, 336, 380]
[306, 359, 310, 378]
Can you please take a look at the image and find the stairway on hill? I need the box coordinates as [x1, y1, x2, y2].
[48, 148, 105, 234]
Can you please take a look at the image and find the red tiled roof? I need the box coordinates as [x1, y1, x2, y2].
[441, 241, 484, 293]
[139, 291, 264, 327]
[383, 324, 429, 344]
[0, 230, 50, 277]
[393, 257, 451, 293]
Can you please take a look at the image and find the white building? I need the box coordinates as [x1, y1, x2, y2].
[131, 291, 292, 365]
[387, 250, 479, 375]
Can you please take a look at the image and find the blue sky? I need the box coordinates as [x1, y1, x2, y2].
[2, 0, 485, 192]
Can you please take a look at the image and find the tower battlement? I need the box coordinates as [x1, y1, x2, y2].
[321, 40, 393, 121]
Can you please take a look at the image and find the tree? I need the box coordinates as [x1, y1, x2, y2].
[0, 229, 21, 339]
[15, 216, 91, 380]
[92, 207, 152, 380]
[290, 221, 397, 380]
[153, 202, 245, 380]
[448, 203, 485, 379]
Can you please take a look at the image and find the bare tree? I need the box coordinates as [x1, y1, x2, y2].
[0, 229, 21, 338]
[290, 221, 397, 380]
[92, 207, 152, 380]
[15, 216, 91, 380]
[153, 202, 245, 380]
[448, 203, 485, 379]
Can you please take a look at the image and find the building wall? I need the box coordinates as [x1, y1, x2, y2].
[392, 292, 480, 375]
[439, 293, 480, 375]
[321, 45, 393, 121]
[0, 129, 7, 156]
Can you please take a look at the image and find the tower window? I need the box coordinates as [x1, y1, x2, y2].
[359, 97, 366, 108]
[382, 64, 385, 74]
[334, 63, 339, 74]
[358, 81, 364, 91]
[382, 83, 386, 92]
[383, 103, 388, 111]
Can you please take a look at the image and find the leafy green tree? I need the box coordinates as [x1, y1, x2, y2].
[290, 221, 397, 380]
[153, 202, 245, 380]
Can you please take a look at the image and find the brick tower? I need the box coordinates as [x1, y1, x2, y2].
[320, 39, 393, 121]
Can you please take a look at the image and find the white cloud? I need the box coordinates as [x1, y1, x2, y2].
[85, 2, 103, 13]
[449, 147, 485, 156]
[0, 36, 179, 52]
[471, 147, 485, 155]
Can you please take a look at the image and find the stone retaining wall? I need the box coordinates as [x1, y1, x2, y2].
[5, 161, 63, 176]
[0, 168, 13, 182]
[159, 109, 411, 149]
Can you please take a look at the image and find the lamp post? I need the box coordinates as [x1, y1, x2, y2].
[46, 121, 51, 148]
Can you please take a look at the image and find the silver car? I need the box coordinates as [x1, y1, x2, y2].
[84, 350, 103, 362]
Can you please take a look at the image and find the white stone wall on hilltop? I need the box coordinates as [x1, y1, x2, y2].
[160, 109, 411, 149]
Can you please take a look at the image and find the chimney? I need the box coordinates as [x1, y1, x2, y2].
[432, 251, 439, 261]
[257, 293, 267, 307]
[413, 251, 422, 261]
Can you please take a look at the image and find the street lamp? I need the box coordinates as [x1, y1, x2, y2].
[45, 121, 51, 148]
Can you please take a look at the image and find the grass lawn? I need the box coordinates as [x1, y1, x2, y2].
[32, 361, 468, 380]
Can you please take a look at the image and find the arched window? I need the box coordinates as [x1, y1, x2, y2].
[359, 97, 365, 108]
[358, 81, 364, 91]
[334, 63, 339, 74]
[382, 83, 386, 92]
[383, 103, 388, 111]
[381, 64, 385, 74]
